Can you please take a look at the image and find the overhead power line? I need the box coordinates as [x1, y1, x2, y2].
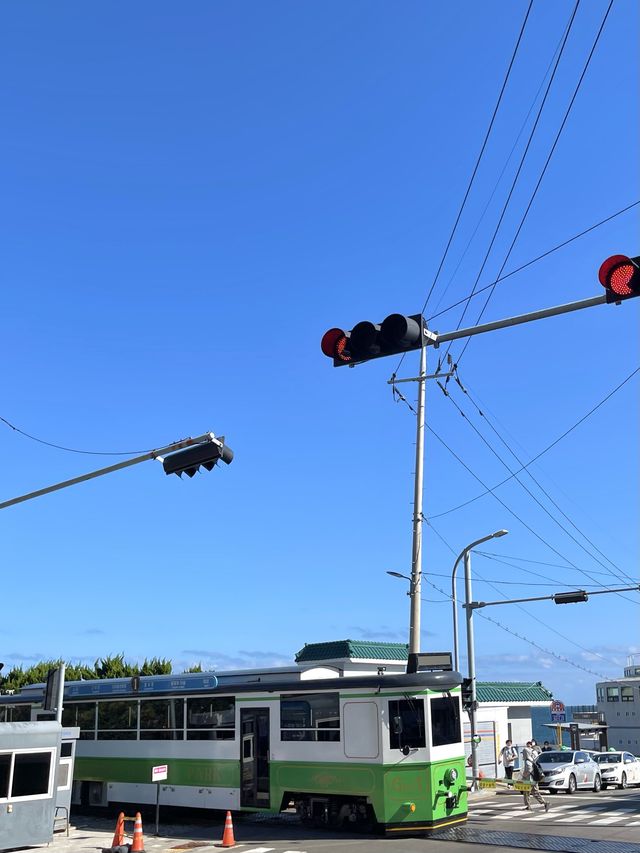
[394, 1, 534, 376]
[0, 415, 150, 456]
[455, 0, 615, 366]
[427, 200, 640, 323]
[443, 0, 581, 360]
[428, 366, 640, 520]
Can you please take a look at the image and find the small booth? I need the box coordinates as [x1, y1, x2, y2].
[0, 719, 79, 851]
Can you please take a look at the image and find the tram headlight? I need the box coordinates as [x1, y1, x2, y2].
[444, 767, 458, 786]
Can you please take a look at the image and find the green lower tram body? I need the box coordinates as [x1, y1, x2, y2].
[75, 754, 468, 832]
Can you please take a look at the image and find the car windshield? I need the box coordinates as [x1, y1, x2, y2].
[595, 754, 622, 764]
[538, 751, 574, 764]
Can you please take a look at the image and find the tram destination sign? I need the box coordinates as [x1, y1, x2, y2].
[65, 673, 219, 698]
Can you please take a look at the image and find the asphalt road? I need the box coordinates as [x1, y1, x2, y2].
[19, 787, 640, 853]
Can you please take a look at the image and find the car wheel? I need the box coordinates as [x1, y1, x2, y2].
[567, 774, 577, 794]
[593, 774, 601, 793]
[619, 772, 627, 790]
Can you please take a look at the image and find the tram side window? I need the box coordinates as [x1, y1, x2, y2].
[430, 696, 461, 747]
[12, 752, 51, 797]
[98, 701, 138, 740]
[62, 702, 97, 740]
[140, 699, 185, 740]
[0, 754, 10, 798]
[187, 697, 235, 740]
[0, 705, 31, 723]
[389, 699, 426, 750]
[280, 693, 340, 742]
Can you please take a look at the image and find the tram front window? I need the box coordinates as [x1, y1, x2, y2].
[389, 699, 426, 750]
[430, 696, 461, 747]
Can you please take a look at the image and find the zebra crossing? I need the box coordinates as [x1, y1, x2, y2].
[471, 795, 640, 827]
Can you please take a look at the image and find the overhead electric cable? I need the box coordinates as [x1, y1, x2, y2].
[442, 0, 580, 361]
[427, 200, 640, 323]
[393, 0, 534, 376]
[455, 0, 615, 365]
[425, 422, 638, 602]
[0, 415, 150, 456]
[454, 378, 637, 584]
[428, 365, 640, 519]
[424, 522, 621, 673]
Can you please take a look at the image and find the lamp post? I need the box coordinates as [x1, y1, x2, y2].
[451, 531, 508, 672]
[449, 530, 508, 792]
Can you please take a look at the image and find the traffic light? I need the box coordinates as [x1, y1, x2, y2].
[461, 677, 476, 711]
[321, 313, 426, 367]
[598, 254, 640, 303]
[162, 438, 234, 478]
[553, 590, 588, 604]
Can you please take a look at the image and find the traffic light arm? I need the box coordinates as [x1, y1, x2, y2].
[0, 432, 225, 511]
[466, 584, 639, 610]
[432, 294, 607, 347]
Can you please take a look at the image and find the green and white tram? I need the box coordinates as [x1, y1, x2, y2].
[1, 664, 468, 833]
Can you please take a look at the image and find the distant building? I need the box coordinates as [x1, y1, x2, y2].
[596, 653, 640, 753]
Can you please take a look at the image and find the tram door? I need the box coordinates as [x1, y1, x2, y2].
[240, 708, 270, 808]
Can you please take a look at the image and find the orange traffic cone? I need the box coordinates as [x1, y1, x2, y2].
[111, 812, 125, 846]
[221, 810, 236, 848]
[130, 812, 145, 853]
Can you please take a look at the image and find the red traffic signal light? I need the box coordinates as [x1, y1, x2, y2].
[321, 313, 425, 366]
[598, 254, 640, 302]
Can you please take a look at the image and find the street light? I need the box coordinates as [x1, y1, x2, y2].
[451, 530, 508, 672]
[449, 529, 508, 793]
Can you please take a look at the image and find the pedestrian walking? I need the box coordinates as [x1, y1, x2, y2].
[521, 742, 549, 812]
[498, 739, 518, 786]
[542, 741, 553, 752]
[530, 738, 541, 758]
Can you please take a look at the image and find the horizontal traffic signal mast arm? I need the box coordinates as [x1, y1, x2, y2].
[0, 432, 231, 510]
[467, 584, 640, 610]
[432, 294, 607, 347]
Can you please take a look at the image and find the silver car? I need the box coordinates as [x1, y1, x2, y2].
[536, 749, 602, 793]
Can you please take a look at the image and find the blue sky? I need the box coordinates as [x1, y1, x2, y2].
[1, 1, 638, 705]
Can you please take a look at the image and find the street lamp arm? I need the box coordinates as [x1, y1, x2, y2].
[0, 432, 222, 511]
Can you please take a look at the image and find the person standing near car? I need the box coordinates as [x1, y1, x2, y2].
[521, 742, 549, 811]
[498, 739, 518, 786]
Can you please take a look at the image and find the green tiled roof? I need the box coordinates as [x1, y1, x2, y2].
[296, 640, 409, 663]
[476, 681, 553, 703]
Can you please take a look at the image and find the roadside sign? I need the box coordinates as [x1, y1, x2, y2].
[152, 764, 168, 782]
[550, 699, 566, 723]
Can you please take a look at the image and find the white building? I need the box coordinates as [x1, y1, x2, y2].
[596, 653, 640, 753]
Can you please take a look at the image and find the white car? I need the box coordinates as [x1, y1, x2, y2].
[536, 750, 601, 793]
[593, 752, 640, 789]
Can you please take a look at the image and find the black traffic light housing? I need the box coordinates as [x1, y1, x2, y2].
[163, 439, 234, 478]
[321, 313, 427, 367]
[461, 677, 476, 711]
[599, 254, 640, 303]
[553, 590, 589, 604]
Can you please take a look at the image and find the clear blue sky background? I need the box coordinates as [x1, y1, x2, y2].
[1, 1, 638, 705]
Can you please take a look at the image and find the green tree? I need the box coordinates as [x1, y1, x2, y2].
[139, 657, 172, 676]
[94, 654, 138, 679]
